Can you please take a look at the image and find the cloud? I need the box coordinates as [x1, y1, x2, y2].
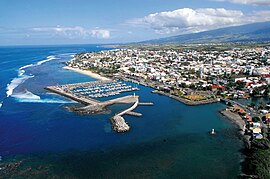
[32, 26, 110, 39]
[213, 0, 270, 5]
[91, 29, 110, 38]
[127, 8, 270, 34]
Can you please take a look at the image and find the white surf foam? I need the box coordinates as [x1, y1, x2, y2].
[36, 56, 57, 65]
[12, 90, 74, 104]
[12, 90, 41, 100]
[20, 64, 34, 70]
[6, 75, 34, 97]
[16, 98, 75, 104]
[6, 55, 58, 98]
[0, 102, 3, 108]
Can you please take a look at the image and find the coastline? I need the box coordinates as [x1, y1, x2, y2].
[63, 66, 111, 81]
[152, 90, 219, 105]
[220, 109, 253, 178]
[220, 109, 245, 130]
[121, 76, 219, 106]
[219, 109, 251, 148]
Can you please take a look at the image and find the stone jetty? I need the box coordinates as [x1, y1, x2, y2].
[110, 96, 139, 132]
[45, 81, 152, 133]
[111, 116, 130, 132]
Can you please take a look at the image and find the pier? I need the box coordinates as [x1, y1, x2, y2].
[126, 111, 143, 117]
[45, 81, 152, 133]
[138, 102, 154, 106]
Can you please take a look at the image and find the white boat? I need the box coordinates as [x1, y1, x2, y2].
[209, 129, 216, 135]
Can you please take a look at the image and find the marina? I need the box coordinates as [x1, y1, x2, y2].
[71, 80, 139, 98]
[45, 80, 152, 132]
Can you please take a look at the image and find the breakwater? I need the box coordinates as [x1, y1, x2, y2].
[45, 81, 152, 133]
[45, 86, 99, 105]
[110, 97, 139, 132]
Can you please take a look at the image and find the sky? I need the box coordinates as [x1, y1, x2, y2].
[0, 0, 270, 45]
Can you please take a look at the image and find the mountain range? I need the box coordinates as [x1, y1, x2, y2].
[142, 21, 270, 44]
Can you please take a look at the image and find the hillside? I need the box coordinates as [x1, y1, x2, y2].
[142, 21, 270, 44]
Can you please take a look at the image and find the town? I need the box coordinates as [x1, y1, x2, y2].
[66, 45, 270, 141]
[68, 45, 270, 101]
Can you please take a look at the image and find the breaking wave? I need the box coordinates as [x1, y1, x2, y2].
[12, 90, 75, 104]
[12, 90, 41, 100]
[17, 98, 75, 104]
[5, 54, 74, 104]
[6, 55, 57, 97]
[36, 55, 57, 65]
[6, 75, 34, 97]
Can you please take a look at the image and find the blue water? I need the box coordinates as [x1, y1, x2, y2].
[0, 45, 244, 178]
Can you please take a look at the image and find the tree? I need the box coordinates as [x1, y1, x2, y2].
[206, 85, 212, 91]
[252, 88, 260, 96]
[129, 67, 135, 73]
[248, 102, 256, 108]
[252, 116, 261, 122]
[236, 81, 246, 90]
[264, 87, 270, 96]
[247, 140, 270, 179]
[189, 84, 196, 89]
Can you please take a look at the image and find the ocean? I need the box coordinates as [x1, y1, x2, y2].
[0, 45, 244, 178]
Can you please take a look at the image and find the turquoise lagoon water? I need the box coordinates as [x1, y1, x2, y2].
[0, 45, 244, 178]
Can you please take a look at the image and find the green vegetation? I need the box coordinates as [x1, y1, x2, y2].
[129, 67, 135, 73]
[252, 116, 261, 122]
[235, 81, 246, 90]
[248, 102, 256, 108]
[86, 66, 118, 75]
[246, 139, 270, 179]
[252, 88, 260, 96]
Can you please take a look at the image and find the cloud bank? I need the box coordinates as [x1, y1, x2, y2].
[214, 0, 270, 5]
[128, 8, 270, 34]
[32, 26, 110, 39]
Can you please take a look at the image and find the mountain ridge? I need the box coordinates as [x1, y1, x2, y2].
[141, 21, 270, 44]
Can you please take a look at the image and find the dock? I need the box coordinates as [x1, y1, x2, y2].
[138, 102, 154, 106]
[45, 81, 152, 133]
[126, 111, 143, 117]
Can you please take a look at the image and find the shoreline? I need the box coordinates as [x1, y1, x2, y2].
[219, 109, 251, 148]
[63, 66, 111, 81]
[152, 90, 220, 105]
[220, 109, 245, 130]
[121, 76, 219, 106]
[219, 109, 252, 178]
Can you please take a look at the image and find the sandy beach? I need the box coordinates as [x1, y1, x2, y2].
[63, 66, 110, 81]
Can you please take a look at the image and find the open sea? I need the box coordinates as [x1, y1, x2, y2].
[0, 45, 244, 178]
